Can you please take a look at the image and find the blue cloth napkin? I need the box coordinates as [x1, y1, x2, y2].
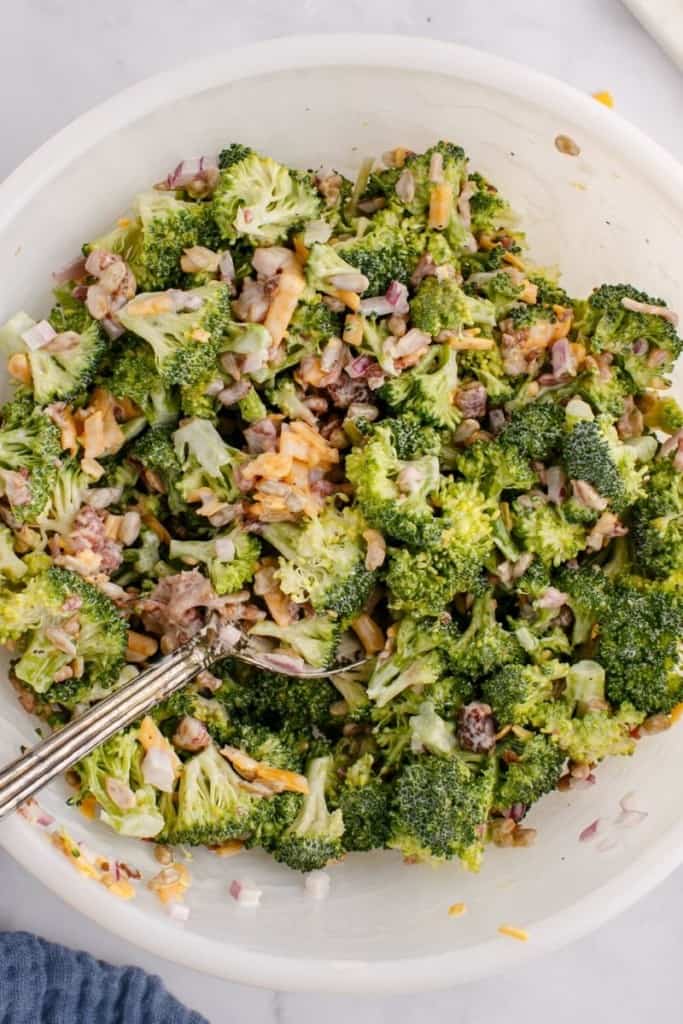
[0, 931, 208, 1024]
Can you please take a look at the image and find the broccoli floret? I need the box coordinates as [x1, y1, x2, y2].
[526, 274, 571, 309]
[631, 459, 683, 579]
[338, 763, 392, 853]
[642, 395, 683, 434]
[272, 756, 344, 871]
[457, 346, 513, 405]
[250, 614, 341, 670]
[213, 151, 320, 245]
[482, 662, 556, 727]
[467, 172, 513, 235]
[381, 414, 441, 459]
[35, 458, 90, 536]
[574, 283, 682, 388]
[237, 386, 267, 423]
[380, 344, 460, 431]
[108, 342, 179, 427]
[1, 567, 126, 708]
[262, 503, 377, 622]
[465, 270, 524, 320]
[557, 564, 611, 645]
[386, 480, 496, 616]
[562, 417, 645, 512]
[218, 143, 254, 170]
[160, 743, 262, 846]
[539, 702, 644, 763]
[335, 208, 418, 295]
[495, 735, 565, 809]
[575, 365, 634, 418]
[0, 397, 60, 522]
[512, 493, 587, 566]
[449, 592, 524, 681]
[367, 616, 459, 708]
[117, 282, 231, 388]
[365, 142, 468, 222]
[305, 242, 368, 297]
[129, 426, 184, 509]
[455, 436, 536, 500]
[173, 417, 245, 507]
[275, 298, 341, 372]
[232, 723, 306, 773]
[76, 728, 165, 838]
[169, 527, 260, 595]
[222, 664, 337, 733]
[408, 700, 456, 756]
[266, 377, 315, 424]
[499, 402, 566, 462]
[389, 755, 495, 868]
[410, 277, 495, 337]
[0, 525, 26, 581]
[597, 582, 683, 714]
[1, 312, 105, 405]
[85, 190, 218, 292]
[346, 423, 441, 547]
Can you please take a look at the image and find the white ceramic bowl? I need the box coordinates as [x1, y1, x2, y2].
[1, 35, 683, 994]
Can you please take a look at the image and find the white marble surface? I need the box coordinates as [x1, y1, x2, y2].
[1, 1, 682, 1021]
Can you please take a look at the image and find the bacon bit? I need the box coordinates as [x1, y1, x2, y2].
[448, 902, 467, 918]
[351, 613, 384, 655]
[229, 878, 262, 907]
[579, 819, 601, 843]
[498, 924, 529, 942]
[428, 182, 453, 230]
[7, 352, 32, 385]
[211, 840, 244, 857]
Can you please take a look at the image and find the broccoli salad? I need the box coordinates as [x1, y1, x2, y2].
[1, 139, 682, 877]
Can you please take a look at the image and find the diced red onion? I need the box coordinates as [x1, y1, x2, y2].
[52, 256, 87, 284]
[579, 818, 601, 842]
[102, 317, 125, 341]
[511, 552, 533, 579]
[346, 355, 375, 379]
[551, 337, 577, 378]
[632, 337, 649, 356]
[385, 279, 409, 314]
[616, 792, 648, 827]
[537, 587, 569, 610]
[546, 466, 566, 504]
[218, 623, 244, 650]
[229, 878, 262, 907]
[21, 319, 56, 351]
[167, 902, 191, 922]
[391, 328, 430, 358]
[215, 537, 236, 561]
[508, 803, 527, 823]
[621, 295, 679, 325]
[166, 155, 218, 189]
[658, 428, 683, 460]
[218, 251, 235, 284]
[141, 747, 176, 793]
[571, 478, 608, 511]
[304, 870, 331, 900]
[172, 715, 210, 753]
[218, 380, 252, 406]
[255, 652, 308, 674]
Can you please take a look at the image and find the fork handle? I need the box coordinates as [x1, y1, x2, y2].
[0, 626, 221, 822]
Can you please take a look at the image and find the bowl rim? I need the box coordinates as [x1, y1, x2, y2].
[2, 32, 683, 993]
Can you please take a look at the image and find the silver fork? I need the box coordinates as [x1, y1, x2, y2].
[0, 622, 366, 821]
